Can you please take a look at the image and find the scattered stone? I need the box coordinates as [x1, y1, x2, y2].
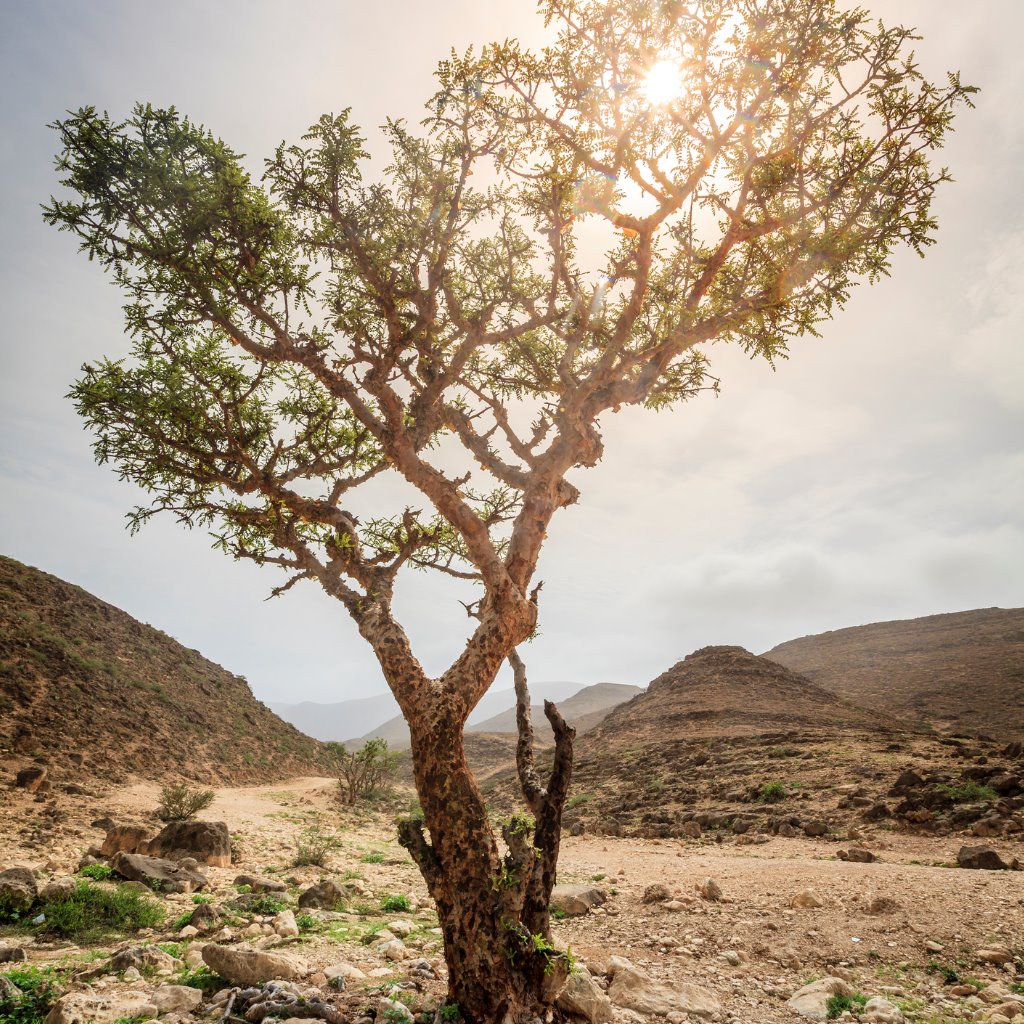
[803, 820, 829, 837]
[298, 878, 345, 910]
[975, 945, 1014, 965]
[838, 847, 876, 863]
[866, 896, 900, 915]
[699, 877, 722, 901]
[109, 946, 180, 975]
[0, 945, 27, 963]
[15, 767, 47, 792]
[0, 868, 38, 913]
[791, 889, 823, 909]
[387, 919, 416, 937]
[43, 990, 158, 1024]
[110, 851, 209, 893]
[146, 820, 231, 867]
[202, 943, 307, 985]
[100, 824, 151, 857]
[557, 968, 615, 1023]
[957, 845, 1009, 870]
[924, 939, 944, 953]
[274, 910, 300, 937]
[150, 985, 203, 1014]
[551, 884, 607, 917]
[787, 977, 854, 1021]
[641, 883, 671, 904]
[680, 821, 702, 839]
[234, 873, 287, 892]
[861, 995, 904, 1023]
[607, 956, 719, 1018]
[377, 997, 413, 1023]
[324, 962, 366, 982]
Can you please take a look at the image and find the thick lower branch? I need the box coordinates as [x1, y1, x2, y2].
[509, 647, 544, 815]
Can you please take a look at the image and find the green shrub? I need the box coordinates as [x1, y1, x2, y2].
[0, 965, 67, 1024]
[78, 863, 113, 881]
[156, 783, 215, 821]
[936, 781, 997, 803]
[171, 910, 194, 931]
[175, 964, 222, 995]
[37, 880, 164, 939]
[293, 821, 344, 867]
[191, 893, 213, 905]
[826, 993, 867, 1019]
[927, 961, 959, 984]
[757, 781, 788, 804]
[380, 894, 411, 913]
[295, 913, 318, 931]
[247, 894, 287, 915]
[360, 852, 385, 864]
[565, 794, 592, 810]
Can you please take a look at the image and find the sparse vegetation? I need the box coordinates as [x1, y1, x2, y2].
[31, 881, 162, 939]
[78, 863, 113, 881]
[936, 781, 997, 803]
[361, 851, 385, 864]
[0, 966, 68, 1024]
[757, 781, 789, 804]
[292, 820, 344, 867]
[329, 739, 400, 804]
[155, 782, 215, 821]
[380, 894, 412, 913]
[826, 992, 868, 1019]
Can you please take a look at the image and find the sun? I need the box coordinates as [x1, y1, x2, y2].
[641, 59, 685, 106]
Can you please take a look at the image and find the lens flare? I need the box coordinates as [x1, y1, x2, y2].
[641, 59, 684, 106]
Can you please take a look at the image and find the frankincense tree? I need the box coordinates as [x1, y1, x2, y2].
[45, 0, 972, 1019]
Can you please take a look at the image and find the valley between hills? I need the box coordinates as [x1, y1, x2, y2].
[1, 554, 1023, 1024]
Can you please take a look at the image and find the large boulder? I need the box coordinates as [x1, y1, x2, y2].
[786, 977, 854, 1021]
[0, 867, 38, 913]
[43, 990, 158, 1024]
[551, 884, 606, 917]
[110, 851, 209, 893]
[15, 767, 47, 792]
[202, 944, 307, 986]
[150, 985, 203, 1014]
[298, 878, 346, 910]
[100, 824, 151, 857]
[607, 956, 720, 1018]
[957, 845, 1009, 870]
[146, 820, 231, 867]
[557, 969, 614, 1023]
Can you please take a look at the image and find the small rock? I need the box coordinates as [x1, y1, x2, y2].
[234, 873, 287, 893]
[146, 821, 231, 867]
[551, 884, 606, 917]
[838, 847, 876, 863]
[273, 910, 300, 938]
[15, 767, 47, 792]
[641, 883, 671, 904]
[957, 845, 1009, 870]
[699, 877, 722, 901]
[324, 962, 366, 981]
[0, 867, 38, 912]
[0, 946, 27, 963]
[201, 943, 307, 985]
[376, 998, 412, 1023]
[791, 889, 823, 909]
[150, 985, 203, 1014]
[557, 969, 614, 1023]
[787, 977, 854, 1021]
[975, 945, 1013, 965]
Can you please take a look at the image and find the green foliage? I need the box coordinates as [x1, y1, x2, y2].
[826, 993, 868, 1019]
[0, 966, 67, 1024]
[927, 961, 959, 984]
[155, 783, 215, 821]
[295, 913, 318, 931]
[175, 964, 222, 995]
[565, 794, 592, 810]
[246, 894, 287, 915]
[171, 910, 194, 931]
[78, 863, 113, 881]
[937, 782, 997, 803]
[292, 820, 344, 867]
[361, 852, 385, 864]
[380, 894, 411, 913]
[757, 781, 789, 804]
[332, 739, 400, 805]
[36, 880, 164, 938]
[191, 893, 213, 905]
[440, 1004, 461, 1022]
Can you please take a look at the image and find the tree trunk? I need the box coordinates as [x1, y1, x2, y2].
[397, 690, 575, 1024]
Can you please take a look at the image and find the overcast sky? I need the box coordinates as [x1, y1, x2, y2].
[1, 1, 1021, 706]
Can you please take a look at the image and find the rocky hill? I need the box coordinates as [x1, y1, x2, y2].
[763, 607, 1024, 741]
[489, 645, 1024, 843]
[0, 554, 332, 785]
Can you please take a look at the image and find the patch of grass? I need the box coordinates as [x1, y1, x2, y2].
[757, 781, 789, 804]
[0, 965, 68, 1024]
[295, 913, 318, 931]
[936, 781, 997, 803]
[360, 852, 385, 864]
[78, 863, 113, 881]
[191, 893, 213, 905]
[380, 894, 411, 913]
[30, 881, 163, 939]
[565, 793, 592, 810]
[826, 992, 867, 1018]
[246, 894, 288, 916]
[1011, 982, 1024, 996]
[171, 910, 194, 931]
[590, 873, 606, 882]
[175, 964, 222, 995]
[440, 1003, 461, 1022]
[927, 961, 959, 984]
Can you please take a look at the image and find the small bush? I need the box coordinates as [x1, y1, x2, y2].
[171, 910, 194, 931]
[295, 913, 318, 931]
[293, 821, 344, 867]
[361, 852, 385, 864]
[156, 783, 215, 821]
[927, 961, 959, 984]
[78, 863, 113, 881]
[192, 893, 213, 905]
[247, 894, 287, 915]
[565, 794, 592, 810]
[380, 894, 411, 913]
[175, 964, 222, 995]
[440, 1005, 461, 1023]
[826, 993, 867, 1019]
[937, 781, 997, 803]
[0, 965, 67, 1024]
[329, 738, 399, 804]
[38, 881, 164, 938]
[757, 781, 788, 804]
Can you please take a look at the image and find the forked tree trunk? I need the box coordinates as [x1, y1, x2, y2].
[397, 669, 575, 1024]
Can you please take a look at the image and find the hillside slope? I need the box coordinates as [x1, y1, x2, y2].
[763, 608, 1024, 741]
[0, 554, 331, 784]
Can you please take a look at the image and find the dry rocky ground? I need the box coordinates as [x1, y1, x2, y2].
[1, 766, 1022, 1024]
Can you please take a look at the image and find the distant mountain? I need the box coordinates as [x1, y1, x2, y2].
[467, 682, 642, 741]
[0, 554, 331, 784]
[355, 680, 590, 750]
[268, 692, 400, 744]
[763, 608, 1024, 741]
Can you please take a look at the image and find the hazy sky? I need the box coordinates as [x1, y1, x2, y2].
[1, 1, 1021, 706]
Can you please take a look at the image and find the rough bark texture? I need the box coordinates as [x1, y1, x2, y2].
[397, 654, 575, 1023]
